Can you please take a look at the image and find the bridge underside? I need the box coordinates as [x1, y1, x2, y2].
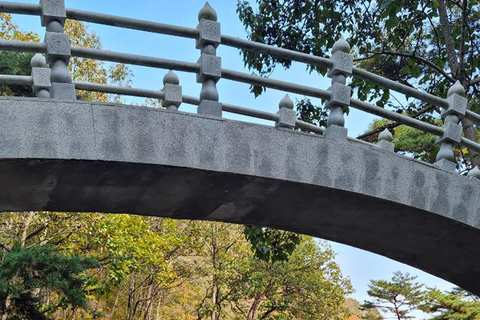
[0, 97, 479, 293]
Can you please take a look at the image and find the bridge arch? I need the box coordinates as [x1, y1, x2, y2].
[1, 97, 479, 294]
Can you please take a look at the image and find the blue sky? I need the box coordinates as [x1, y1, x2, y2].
[10, 0, 455, 318]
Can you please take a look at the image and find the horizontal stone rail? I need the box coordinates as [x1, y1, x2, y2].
[0, 1, 478, 124]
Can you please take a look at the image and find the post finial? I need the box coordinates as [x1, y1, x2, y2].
[447, 80, 466, 97]
[279, 94, 294, 110]
[332, 37, 350, 54]
[163, 70, 179, 85]
[31, 53, 47, 68]
[198, 2, 217, 21]
[378, 128, 393, 142]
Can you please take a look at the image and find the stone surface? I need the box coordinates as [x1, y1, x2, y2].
[31, 67, 51, 92]
[435, 158, 457, 173]
[44, 32, 71, 63]
[378, 128, 393, 142]
[0, 97, 479, 295]
[197, 99, 222, 117]
[196, 19, 221, 49]
[444, 93, 468, 117]
[324, 124, 348, 140]
[437, 121, 463, 144]
[275, 108, 296, 129]
[328, 51, 353, 77]
[377, 140, 395, 152]
[325, 82, 351, 109]
[197, 53, 221, 83]
[40, 0, 66, 27]
[162, 83, 182, 109]
[51, 83, 76, 100]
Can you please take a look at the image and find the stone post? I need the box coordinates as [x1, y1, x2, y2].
[324, 37, 353, 140]
[435, 81, 467, 172]
[161, 70, 182, 111]
[196, 2, 221, 117]
[377, 128, 395, 152]
[40, 0, 75, 100]
[276, 94, 296, 129]
[30, 53, 51, 98]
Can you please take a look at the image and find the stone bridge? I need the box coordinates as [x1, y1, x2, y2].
[0, 0, 480, 294]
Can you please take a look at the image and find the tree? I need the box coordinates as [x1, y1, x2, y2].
[0, 13, 135, 319]
[420, 287, 480, 320]
[243, 226, 301, 263]
[0, 245, 98, 320]
[194, 223, 352, 320]
[364, 271, 424, 320]
[236, 0, 480, 169]
[64, 19, 132, 102]
[344, 298, 384, 320]
[0, 13, 39, 97]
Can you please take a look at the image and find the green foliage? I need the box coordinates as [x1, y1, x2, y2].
[77, 215, 185, 288]
[364, 271, 424, 320]
[196, 223, 352, 320]
[64, 20, 133, 103]
[0, 244, 98, 320]
[420, 287, 480, 320]
[296, 97, 329, 128]
[244, 226, 301, 263]
[0, 13, 39, 98]
[344, 298, 384, 320]
[0, 52, 35, 97]
[369, 118, 439, 162]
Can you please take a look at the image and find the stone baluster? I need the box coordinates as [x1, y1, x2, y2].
[377, 128, 395, 152]
[40, 0, 75, 100]
[30, 53, 51, 98]
[276, 94, 296, 129]
[161, 70, 182, 111]
[468, 166, 480, 179]
[196, 2, 221, 117]
[435, 81, 467, 172]
[324, 37, 353, 140]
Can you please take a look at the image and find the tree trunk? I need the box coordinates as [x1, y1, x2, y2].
[211, 224, 220, 320]
[247, 292, 263, 320]
[461, 116, 480, 167]
[20, 211, 35, 246]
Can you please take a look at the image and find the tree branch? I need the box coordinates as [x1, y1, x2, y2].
[357, 104, 436, 140]
[354, 50, 455, 83]
[437, 0, 460, 76]
[469, 77, 480, 86]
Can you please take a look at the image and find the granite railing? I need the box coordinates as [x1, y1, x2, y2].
[0, 0, 479, 178]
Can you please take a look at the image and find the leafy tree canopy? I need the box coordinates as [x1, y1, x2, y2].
[420, 287, 480, 320]
[364, 271, 424, 320]
[0, 245, 98, 320]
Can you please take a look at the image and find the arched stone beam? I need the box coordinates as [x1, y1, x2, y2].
[0, 97, 479, 293]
